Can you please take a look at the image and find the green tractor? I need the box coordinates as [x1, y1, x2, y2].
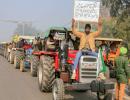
[19, 36, 35, 72]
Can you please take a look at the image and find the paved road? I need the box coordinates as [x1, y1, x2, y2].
[0, 56, 98, 100]
[0, 55, 129, 100]
[0, 56, 51, 100]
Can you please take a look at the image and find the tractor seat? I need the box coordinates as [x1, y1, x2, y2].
[81, 49, 98, 57]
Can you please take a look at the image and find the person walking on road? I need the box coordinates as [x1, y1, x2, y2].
[115, 47, 130, 100]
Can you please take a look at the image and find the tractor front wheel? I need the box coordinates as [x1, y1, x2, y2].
[52, 79, 65, 100]
[14, 51, 24, 69]
[10, 50, 15, 64]
[7, 52, 10, 62]
[20, 60, 25, 72]
[38, 55, 55, 92]
[30, 55, 39, 77]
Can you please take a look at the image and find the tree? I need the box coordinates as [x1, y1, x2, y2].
[101, 18, 117, 38]
[114, 17, 130, 45]
[102, 0, 130, 48]
[102, 0, 130, 17]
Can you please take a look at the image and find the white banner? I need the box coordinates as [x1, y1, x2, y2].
[74, 0, 101, 22]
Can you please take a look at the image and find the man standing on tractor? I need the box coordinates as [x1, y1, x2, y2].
[71, 17, 102, 79]
[115, 47, 130, 100]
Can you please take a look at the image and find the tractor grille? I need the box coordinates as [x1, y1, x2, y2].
[79, 56, 98, 83]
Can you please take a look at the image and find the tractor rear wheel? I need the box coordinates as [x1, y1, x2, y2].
[52, 79, 65, 100]
[14, 50, 24, 69]
[38, 55, 55, 92]
[30, 55, 39, 77]
[10, 50, 15, 64]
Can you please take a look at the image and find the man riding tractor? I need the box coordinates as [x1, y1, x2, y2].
[31, 27, 115, 100]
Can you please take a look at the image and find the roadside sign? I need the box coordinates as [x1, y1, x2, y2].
[74, 0, 101, 22]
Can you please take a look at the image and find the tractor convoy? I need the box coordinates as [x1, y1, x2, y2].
[0, 27, 128, 100]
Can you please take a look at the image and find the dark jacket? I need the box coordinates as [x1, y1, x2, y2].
[17, 39, 24, 48]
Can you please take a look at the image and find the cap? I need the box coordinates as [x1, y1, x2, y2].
[120, 47, 127, 55]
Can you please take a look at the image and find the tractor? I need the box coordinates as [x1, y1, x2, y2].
[0, 42, 10, 59]
[8, 35, 35, 70]
[32, 27, 114, 100]
[19, 36, 35, 72]
[0, 42, 7, 57]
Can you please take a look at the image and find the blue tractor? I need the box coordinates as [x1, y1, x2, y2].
[18, 36, 35, 72]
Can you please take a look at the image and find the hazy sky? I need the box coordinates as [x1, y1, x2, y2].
[0, 0, 73, 42]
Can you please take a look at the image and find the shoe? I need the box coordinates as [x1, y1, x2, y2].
[98, 73, 106, 80]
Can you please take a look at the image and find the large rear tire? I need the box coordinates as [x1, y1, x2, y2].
[38, 55, 55, 92]
[10, 50, 15, 64]
[30, 55, 39, 77]
[52, 79, 65, 100]
[14, 50, 24, 69]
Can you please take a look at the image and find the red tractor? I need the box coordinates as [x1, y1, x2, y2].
[32, 27, 114, 100]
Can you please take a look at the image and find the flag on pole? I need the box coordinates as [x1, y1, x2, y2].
[97, 48, 107, 76]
